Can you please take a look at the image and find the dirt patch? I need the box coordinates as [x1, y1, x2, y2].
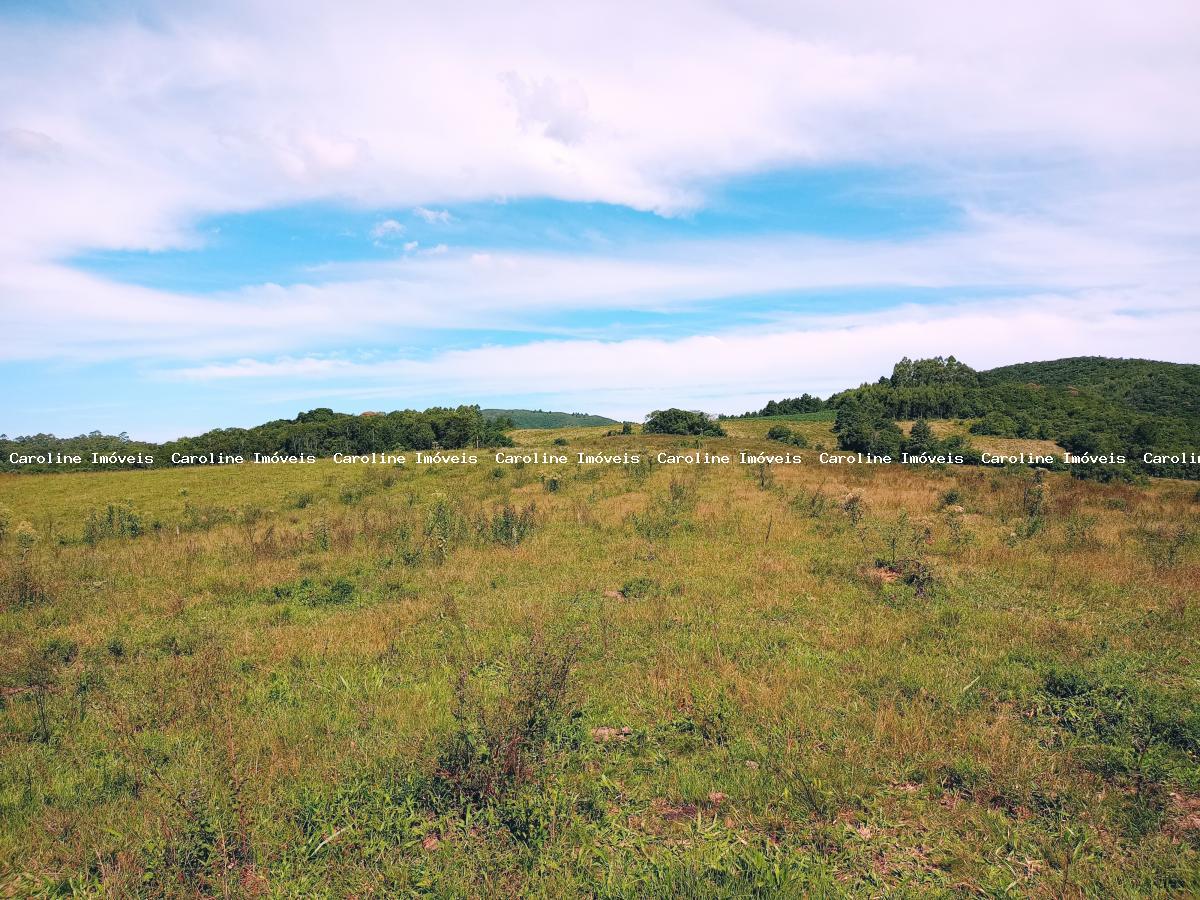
[652, 799, 699, 822]
[1166, 791, 1200, 841]
[591, 725, 632, 742]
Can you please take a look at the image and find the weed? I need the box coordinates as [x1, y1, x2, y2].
[312, 518, 331, 551]
[841, 492, 866, 525]
[1138, 524, 1195, 569]
[434, 630, 581, 804]
[83, 502, 143, 544]
[485, 503, 536, 547]
[1063, 513, 1100, 550]
[792, 486, 828, 518]
[1019, 471, 1049, 538]
[633, 479, 697, 541]
[271, 576, 356, 607]
[1031, 663, 1200, 789]
[939, 488, 962, 507]
[620, 576, 661, 600]
[424, 497, 467, 564]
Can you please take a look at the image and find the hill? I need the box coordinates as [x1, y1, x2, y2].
[980, 356, 1200, 418]
[482, 409, 619, 429]
[823, 356, 1200, 480]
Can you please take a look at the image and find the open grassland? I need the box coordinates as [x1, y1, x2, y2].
[1, 426, 1198, 897]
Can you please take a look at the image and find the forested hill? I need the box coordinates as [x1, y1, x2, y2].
[482, 409, 618, 429]
[980, 357, 1200, 418]
[826, 356, 1200, 480]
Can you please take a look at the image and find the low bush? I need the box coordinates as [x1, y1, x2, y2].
[434, 631, 582, 805]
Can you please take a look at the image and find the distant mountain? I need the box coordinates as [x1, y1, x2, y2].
[482, 409, 619, 429]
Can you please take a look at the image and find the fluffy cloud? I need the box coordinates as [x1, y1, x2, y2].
[3, 206, 1196, 366]
[369, 219, 405, 240]
[1, 0, 1197, 261]
[163, 289, 1200, 417]
[0, 0, 1197, 417]
[412, 207, 454, 225]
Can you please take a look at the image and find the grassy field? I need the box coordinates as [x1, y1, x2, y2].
[1, 424, 1198, 896]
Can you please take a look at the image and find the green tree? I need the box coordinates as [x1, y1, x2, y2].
[643, 409, 726, 436]
[906, 418, 936, 454]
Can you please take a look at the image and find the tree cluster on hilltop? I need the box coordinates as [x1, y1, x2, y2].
[643, 408, 726, 437]
[826, 356, 1200, 480]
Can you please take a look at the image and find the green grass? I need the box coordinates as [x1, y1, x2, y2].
[1, 428, 1198, 896]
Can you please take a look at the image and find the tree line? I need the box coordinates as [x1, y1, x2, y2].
[1, 406, 513, 472]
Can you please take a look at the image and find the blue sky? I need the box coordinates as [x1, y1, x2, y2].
[2, 1, 1198, 440]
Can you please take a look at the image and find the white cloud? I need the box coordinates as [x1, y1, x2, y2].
[1, 0, 1196, 264]
[2, 210, 1196, 365]
[369, 218, 405, 239]
[163, 290, 1200, 417]
[0, 0, 1197, 391]
[413, 207, 453, 224]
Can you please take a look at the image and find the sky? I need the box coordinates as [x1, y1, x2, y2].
[1, 0, 1198, 440]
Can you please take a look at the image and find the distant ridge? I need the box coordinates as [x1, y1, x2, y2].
[482, 409, 619, 429]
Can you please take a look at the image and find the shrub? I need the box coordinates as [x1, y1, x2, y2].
[643, 408, 725, 437]
[793, 487, 828, 518]
[486, 504, 536, 547]
[633, 479, 696, 541]
[841, 492, 866, 526]
[620, 576, 661, 600]
[552, 437, 568, 446]
[3, 644, 60, 742]
[271, 577, 355, 607]
[1064, 513, 1100, 549]
[83, 503, 143, 544]
[766, 425, 792, 442]
[1138, 524, 1194, 570]
[970, 411, 1019, 437]
[434, 631, 581, 804]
